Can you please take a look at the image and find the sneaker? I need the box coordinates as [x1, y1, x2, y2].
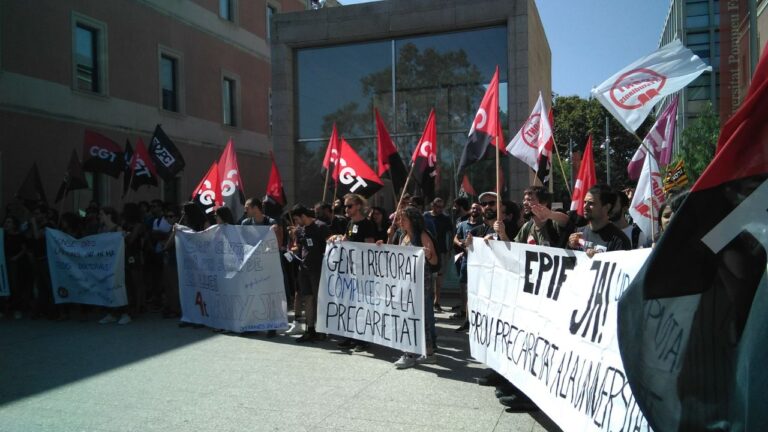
[416, 354, 437, 364]
[296, 331, 316, 343]
[98, 314, 117, 324]
[353, 342, 369, 352]
[287, 321, 303, 334]
[394, 353, 417, 369]
[117, 314, 132, 325]
[454, 321, 469, 332]
[433, 303, 442, 312]
[476, 371, 503, 386]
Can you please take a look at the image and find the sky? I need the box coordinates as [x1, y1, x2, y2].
[339, 0, 673, 97]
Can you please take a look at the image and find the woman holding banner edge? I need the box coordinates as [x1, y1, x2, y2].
[385, 206, 439, 369]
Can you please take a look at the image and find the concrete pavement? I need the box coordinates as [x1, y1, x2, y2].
[0, 309, 560, 432]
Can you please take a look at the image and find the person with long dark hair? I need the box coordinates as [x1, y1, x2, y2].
[389, 206, 439, 369]
[367, 206, 390, 243]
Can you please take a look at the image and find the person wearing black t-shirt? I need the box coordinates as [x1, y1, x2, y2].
[332, 193, 375, 351]
[290, 205, 330, 343]
[567, 184, 631, 256]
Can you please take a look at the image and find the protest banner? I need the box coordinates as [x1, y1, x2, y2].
[46, 228, 126, 307]
[0, 229, 9, 297]
[175, 224, 288, 333]
[317, 241, 426, 355]
[467, 239, 652, 432]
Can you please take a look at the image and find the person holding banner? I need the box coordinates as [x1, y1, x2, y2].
[289, 205, 330, 343]
[334, 193, 376, 352]
[567, 184, 631, 256]
[513, 186, 570, 247]
[390, 206, 439, 368]
[452, 202, 483, 331]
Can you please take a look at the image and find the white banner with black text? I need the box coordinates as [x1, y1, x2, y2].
[175, 224, 288, 333]
[317, 241, 426, 355]
[468, 239, 653, 432]
[46, 228, 127, 307]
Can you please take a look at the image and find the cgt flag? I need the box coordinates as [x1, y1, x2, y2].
[569, 135, 596, 215]
[191, 161, 220, 215]
[506, 91, 553, 173]
[126, 138, 159, 192]
[411, 109, 437, 199]
[592, 39, 711, 132]
[54, 150, 89, 203]
[82, 130, 124, 178]
[322, 123, 341, 176]
[266, 151, 286, 206]
[458, 66, 500, 174]
[617, 45, 768, 431]
[217, 139, 245, 213]
[627, 95, 679, 180]
[375, 109, 408, 194]
[333, 138, 383, 198]
[148, 125, 185, 181]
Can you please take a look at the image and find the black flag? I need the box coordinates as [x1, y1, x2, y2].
[54, 150, 89, 203]
[148, 124, 185, 181]
[16, 163, 48, 208]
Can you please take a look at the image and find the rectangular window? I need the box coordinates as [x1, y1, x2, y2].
[223, 77, 237, 126]
[75, 25, 99, 92]
[219, 0, 233, 21]
[267, 5, 277, 41]
[161, 55, 178, 112]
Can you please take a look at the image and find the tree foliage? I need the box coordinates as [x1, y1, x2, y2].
[677, 101, 719, 182]
[550, 95, 654, 203]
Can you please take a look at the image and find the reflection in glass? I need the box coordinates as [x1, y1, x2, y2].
[295, 26, 508, 205]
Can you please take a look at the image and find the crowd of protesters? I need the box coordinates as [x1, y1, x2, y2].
[1, 184, 688, 412]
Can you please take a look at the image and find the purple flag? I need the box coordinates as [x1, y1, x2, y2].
[627, 95, 679, 180]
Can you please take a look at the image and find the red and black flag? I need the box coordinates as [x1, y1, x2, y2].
[16, 163, 48, 207]
[126, 138, 158, 192]
[217, 139, 245, 213]
[411, 109, 437, 199]
[82, 130, 124, 178]
[322, 123, 341, 176]
[191, 161, 220, 215]
[122, 140, 133, 196]
[54, 150, 89, 203]
[375, 109, 408, 194]
[333, 138, 383, 198]
[148, 124, 185, 181]
[458, 66, 500, 174]
[617, 46, 768, 431]
[266, 151, 287, 206]
[460, 174, 476, 197]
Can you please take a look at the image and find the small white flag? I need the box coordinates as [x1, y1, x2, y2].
[592, 39, 711, 132]
[506, 92, 552, 171]
[629, 154, 664, 239]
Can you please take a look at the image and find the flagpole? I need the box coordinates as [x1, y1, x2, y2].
[322, 167, 330, 203]
[495, 135, 500, 200]
[57, 181, 69, 225]
[550, 136, 572, 197]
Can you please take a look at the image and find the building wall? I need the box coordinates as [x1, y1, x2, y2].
[272, 0, 551, 203]
[758, 0, 768, 56]
[0, 0, 306, 211]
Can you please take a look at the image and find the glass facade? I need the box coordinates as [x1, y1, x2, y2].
[295, 26, 507, 205]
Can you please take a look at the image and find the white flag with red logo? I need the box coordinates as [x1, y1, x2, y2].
[592, 39, 711, 132]
[628, 153, 663, 238]
[506, 92, 552, 171]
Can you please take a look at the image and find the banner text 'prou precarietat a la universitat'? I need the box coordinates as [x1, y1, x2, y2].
[46, 228, 127, 307]
[468, 239, 654, 432]
[317, 241, 426, 355]
[175, 224, 288, 333]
